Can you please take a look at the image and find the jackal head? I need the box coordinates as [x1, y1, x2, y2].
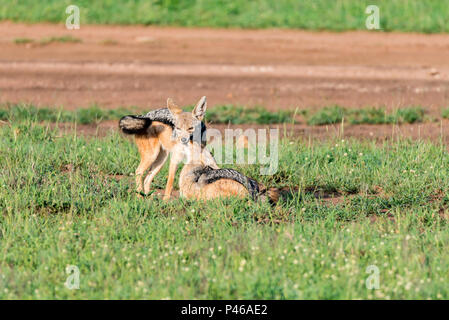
[182, 137, 219, 169]
[166, 96, 207, 146]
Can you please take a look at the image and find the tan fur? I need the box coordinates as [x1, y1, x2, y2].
[178, 140, 280, 204]
[179, 163, 248, 201]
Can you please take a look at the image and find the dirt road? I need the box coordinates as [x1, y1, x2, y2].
[1, 22, 449, 140]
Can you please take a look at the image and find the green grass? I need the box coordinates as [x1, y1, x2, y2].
[207, 105, 296, 125]
[0, 104, 134, 125]
[0, 0, 448, 33]
[38, 35, 82, 45]
[0, 118, 449, 299]
[441, 107, 449, 119]
[0, 104, 438, 127]
[13, 38, 34, 44]
[306, 106, 425, 126]
[13, 36, 82, 45]
[0, 104, 293, 125]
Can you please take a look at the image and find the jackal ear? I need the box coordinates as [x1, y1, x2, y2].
[166, 98, 182, 115]
[192, 96, 207, 120]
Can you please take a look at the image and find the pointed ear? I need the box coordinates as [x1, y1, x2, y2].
[166, 98, 182, 115]
[192, 96, 207, 120]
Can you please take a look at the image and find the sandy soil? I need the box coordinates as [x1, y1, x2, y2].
[1, 22, 449, 141]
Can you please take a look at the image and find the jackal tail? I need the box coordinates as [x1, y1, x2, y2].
[200, 167, 279, 203]
[119, 115, 153, 135]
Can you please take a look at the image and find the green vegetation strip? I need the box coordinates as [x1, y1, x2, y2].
[0, 104, 134, 125]
[306, 106, 426, 126]
[14, 35, 82, 45]
[206, 105, 294, 124]
[1, 104, 439, 126]
[441, 108, 449, 119]
[0, 121, 448, 298]
[0, 104, 293, 125]
[0, 0, 448, 33]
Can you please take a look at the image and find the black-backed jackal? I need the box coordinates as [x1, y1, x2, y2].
[119, 97, 209, 200]
[177, 134, 280, 204]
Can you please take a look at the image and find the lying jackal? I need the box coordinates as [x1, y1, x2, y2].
[177, 130, 280, 203]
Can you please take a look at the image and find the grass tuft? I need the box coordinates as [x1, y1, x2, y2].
[441, 107, 449, 119]
[13, 38, 34, 44]
[39, 35, 82, 45]
[206, 105, 295, 124]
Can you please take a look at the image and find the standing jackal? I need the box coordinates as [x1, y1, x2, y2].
[119, 97, 209, 199]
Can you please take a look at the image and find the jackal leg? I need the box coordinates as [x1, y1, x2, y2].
[143, 148, 168, 194]
[163, 150, 184, 200]
[135, 137, 160, 194]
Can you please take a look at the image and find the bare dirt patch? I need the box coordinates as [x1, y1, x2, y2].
[2, 22, 449, 141]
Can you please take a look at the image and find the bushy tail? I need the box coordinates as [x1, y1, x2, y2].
[119, 115, 152, 135]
